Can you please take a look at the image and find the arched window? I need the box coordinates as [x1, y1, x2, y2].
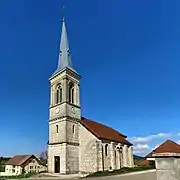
[68, 83, 74, 104]
[119, 147, 123, 153]
[105, 144, 108, 156]
[56, 84, 62, 104]
[56, 125, 59, 133]
[72, 125, 75, 134]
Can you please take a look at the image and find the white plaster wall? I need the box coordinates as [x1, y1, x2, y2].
[147, 157, 155, 161]
[24, 158, 47, 173]
[3, 165, 22, 176]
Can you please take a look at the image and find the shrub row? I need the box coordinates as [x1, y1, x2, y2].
[86, 165, 154, 177]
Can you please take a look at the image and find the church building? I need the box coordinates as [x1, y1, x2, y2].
[47, 18, 134, 174]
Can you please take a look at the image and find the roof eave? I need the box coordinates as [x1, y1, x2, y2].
[49, 67, 81, 81]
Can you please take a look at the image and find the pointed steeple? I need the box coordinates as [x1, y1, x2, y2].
[55, 17, 73, 73]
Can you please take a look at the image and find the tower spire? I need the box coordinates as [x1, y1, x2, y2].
[62, 5, 65, 21]
[55, 10, 73, 73]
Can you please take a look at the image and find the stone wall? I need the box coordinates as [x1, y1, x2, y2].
[96, 141, 103, 171]
[79, 124, 99, 173]
[109, 142, 116, 170]
[99, 142, 133, 170]
[67, 145, 79, 173]
[155, 157, 180, 180]
[48, 143, 67, 174]
[128, 146, 134, 167]
[101, 142, 111, 171]
[49, 118, 67, 144]
[48, 121, 134, 174]
[66, 119, 79, 144]
[122, 145, 128, 167]
[48, 66, 81, 174]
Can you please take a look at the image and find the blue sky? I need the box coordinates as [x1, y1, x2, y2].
[0, 0, 180, 157]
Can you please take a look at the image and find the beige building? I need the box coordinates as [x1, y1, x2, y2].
[47, 18, 134, 174]
[0, 155, 47, 176]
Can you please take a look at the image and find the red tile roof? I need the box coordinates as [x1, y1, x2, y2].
[6, 155, 33, 166]
[146, 151, 154, 158]
[81, 117, 132, 145]
[146, 140, 180, 158]
[6, 155, 46, 166]
[136, 159, 150, 166]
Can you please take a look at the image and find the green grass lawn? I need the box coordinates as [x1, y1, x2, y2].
[86, 165, 155, 178]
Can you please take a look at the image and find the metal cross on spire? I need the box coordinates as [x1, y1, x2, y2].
[62, 5, 65, 22]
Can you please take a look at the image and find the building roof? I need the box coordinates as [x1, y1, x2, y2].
[54, 17, 74, 75]
[146, 151, 154, 158]
[6, 155, 32, 166]
[6, 155, 45, 166]
[146, 140, 180, 158]
[81, 117, 132, 145]
[47, 117, 132, 146]
[136, 159, 150, 166]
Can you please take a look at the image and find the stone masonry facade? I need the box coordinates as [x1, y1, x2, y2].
[48, 117, 134, 174]
[78, 125, 134, 173]
[47, 18, 134, 174]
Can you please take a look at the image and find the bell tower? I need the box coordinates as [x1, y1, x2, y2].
[48, 17, 81, 174]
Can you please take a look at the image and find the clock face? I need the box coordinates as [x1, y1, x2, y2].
[55, 107, 60, 114]
[71, 107, 76, 114]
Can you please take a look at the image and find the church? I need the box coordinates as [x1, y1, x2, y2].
[47, 18, 134, 174]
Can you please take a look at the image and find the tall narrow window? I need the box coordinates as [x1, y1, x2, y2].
[68, 83, 74, 104]
[56, 84, 62, 104]
[105, 144, 108, 156]
[71, 88, 74, 104]
[56, 125, 59, 133]
[59, 88, 62, 102]
[72, 125, 75, 134]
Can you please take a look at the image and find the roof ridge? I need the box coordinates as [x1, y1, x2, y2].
[81, 117, 132, 145]
[160, 139, 180, 147]
[81, 117, 127, 138]
[6, 155, 34, 166]
[14, 154, 32, 157]
[80, 119, 101, 139]
[146, 139, 180, 158]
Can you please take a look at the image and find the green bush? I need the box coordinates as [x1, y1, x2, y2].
[0, 165, 5, 172]
[149, 160, 156, 168]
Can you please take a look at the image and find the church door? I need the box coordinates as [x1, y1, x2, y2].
[54, 156, 60, 173]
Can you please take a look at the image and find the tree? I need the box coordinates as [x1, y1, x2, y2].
[149, 160, 155, 168]
[39, 151, 47, 165]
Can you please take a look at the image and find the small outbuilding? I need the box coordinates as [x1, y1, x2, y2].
[0, 155, 47, 176]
